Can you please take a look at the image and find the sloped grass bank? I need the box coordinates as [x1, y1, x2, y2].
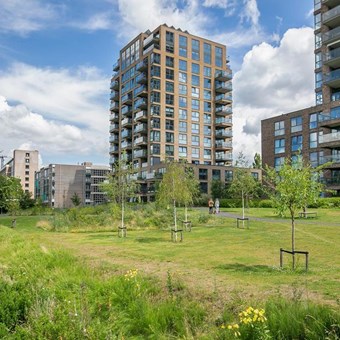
[0, 226, 339, 339]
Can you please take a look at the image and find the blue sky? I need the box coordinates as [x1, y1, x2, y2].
[0, 0, 315, 166]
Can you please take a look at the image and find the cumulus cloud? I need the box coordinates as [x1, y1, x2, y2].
[0, 0, 59, 35]
[71, 12, 114, 31]
[240, 0, 260, 28]
[232, 27, 315, 162]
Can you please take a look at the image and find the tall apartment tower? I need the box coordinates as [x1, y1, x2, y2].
[109, 24, 233, 198]
[0, 149, 39, 197]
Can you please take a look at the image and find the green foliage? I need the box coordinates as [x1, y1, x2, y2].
[19, 191, 35, 210]
[0, 175, 23, 214]
[70, 192, 81, 207]
[253, 152, 262, 169]
[211, 180, 229, 199]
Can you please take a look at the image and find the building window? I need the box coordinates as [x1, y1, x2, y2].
[151, 52, 160, 64]
[25, 165, 29, 169]
[179, 59, 187, 71]
[204, 101, 211, 112]
[166, 68, 174, 80]
[179, 146, 187, 157]
[316, 91, 323, 105]
[192, 111, 199, 121]
[192, 74, 200, 86]
[150, 78, 161, 90]
[25, 153, 30, 157]
[25, 159, 30, 163]
[166, 119, 174, 130]
[151, 91, 160, 103]
[166, 106, 174, 117]
[166, 81, 174, 93]
[291, 116, 302, 133]
[179, 96, 187, 108]
[192, 148, 199, 158]
[212, 169, 221, 180]
[25, 171, 29, 175]
[204, 90, 211, 100]
[310, 152, 318, 167]
[204, 137, 211, 147]
[166, 132, 174, 143]
[225, 170, 233, 182]
[192, 63, 200, 74]
[215, 46, 223, 67]
[274, 157, 285, 171]
[151, 104, 160, 116]
[203, 42, 211, 64]
[315, 52, 322, 69]
[166, 31, 174, 53]
[204, 113, 211, 123]
[275, 139, 285, 154]
[309, 113, 318, 129]
[166, 56, 174, 67]
[179, 72, 187, 83]
[315, 33, 321, 49]
[192, 39, 200, 60]
[179, 84, 187, 95]
[151, 144, 160, 155]
[150, 131, 160, 141]
[204, 125, 211, 136]
[291, 135, 303, 152]
[192, 123, 199, 134]
[310, 132, 318, 148]
[191, 99, 200, 110]
[192, 135, 199, 146]
[315, 72, 322, 88]
[179, 109, 187, 120]
[179, 35, 187, 57]
[165, 144, 174, 156]
[204, 149, 211, 159]
[314, 12, 321, 30]
[151, 65, 160, 77]
[25, 183, 29, 188]
[204, 66, 211, 77]
[331, 91, 340, 102]
[199, 168, 208, 180]
[191, 86, 199, 98]
[179, 121, 187, 132]
[204, 78, 211, 89]
[179, 133, 187, 144]
[314, 0, 321, 10]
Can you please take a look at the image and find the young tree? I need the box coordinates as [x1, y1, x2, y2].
[71, 192, 81, 207]
[210, 179, 228, 200]
[182, 167, 200, 222]
[20, 191, 36, 210]
[0, 175, 23, 215]
[265, 156, 325, 269]
[252, 152, 262, 169]
[156, 161, 198, 240]
[101, 152, 138, 236]
[229, 153, 258, 222]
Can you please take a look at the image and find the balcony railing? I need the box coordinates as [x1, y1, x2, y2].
[134, 110, 147, 121]
[134, 85, 147, 97]
[109, 145, 119, 153]
[215, 141, 233, 148]
[215, 117, 232, 125]
[134, 136, 147, 145]
[215, 70, 232, 80]
[319, 131, 340, 143]
[110, 113, 119, 121]
[323, 4, 340, 22]
[134, 123, 148, 134]
[324, 46, 340, 63]
[109, 134, 119, 142]
[319, 111, 340, 122]
[324, 69, 340, 83]
[134, 149, 147, 158]
[109, 123, 119, 132]
[134, 98, 147, 110]
[323, 26, 340, 43]
[215, 129, 233, 137]
[121, 117, 132, 126]
[121, 141, 132, 149]
[215, 153, 233, 161]
[320, 154, 340, 164]
[136, 59, 148, 71]
[110, 80, 119, 89]
[110, 91, 119, 100]
[216, 105, 232, 115]
[215, 81, 232, 92]
[110, 102, 119, 111]
[136, 73, 147, 84]
[121, 130, 132, 139]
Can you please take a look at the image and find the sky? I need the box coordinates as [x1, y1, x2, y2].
[0, 0, 315, 167]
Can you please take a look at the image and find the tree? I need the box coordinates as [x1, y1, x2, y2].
[0, 175, 23, 215]
[20, 191, 35, 210]
[100, 152, 138, 236]
[265, 155, 326, 269]
[210, 179, 228, 200]
[252, 152, 262, 169]
[229, 153, 258, 222]
[71, 192, 81, 207]
[156, 161, 198, 240]
[182, 167, 200, 222]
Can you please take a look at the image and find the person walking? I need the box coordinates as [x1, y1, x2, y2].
[215, 198, 220, 214]
[208, 198, 214, 214]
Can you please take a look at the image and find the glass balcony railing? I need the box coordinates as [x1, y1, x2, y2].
[134, 123, 148, 134]
[325, 46, 340, 63]
[134, 110, 147, 121]
[215, 129, 233, 137]
[215, 153, 233, 161]
[110, 102, 119, 110]
[136, 59, 148, 71]
[136, 73, 147, 83]
[216, 105, 232, 115]
[134, 149, 147, 158]
[134, 98, 147, 110]
[110, 80, 119, 89]
[134, 136, 147, 145]
[215, 117, 232, 125]
[319, 111, 340, 122]
[121, 130, 132, 139]
[324, 69, 340, 82]
[215, 141, 233, 148]
[121, 141, 132, 149]
[320, 154, 340, 164]
[319, 131, 340, 143]
[323, 26, 340, 43]
[323, 4, 340, 22]
[121, 118, 132, 126]
[134, 85, 147, 96]
[215, 70, 232, 80]
[109, 135, 119, 142]
[215, 81, 232, 92]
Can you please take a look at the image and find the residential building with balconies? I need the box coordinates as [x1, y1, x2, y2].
[109, 24, 234, 199]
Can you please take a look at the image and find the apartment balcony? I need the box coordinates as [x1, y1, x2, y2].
[319, 112, 340, 127]
[110, 91, 119, 101]
[133, 136, 147, 146]
[136, 59, 148, 72]
[319, 131, 340, 147]
[113, 61, 119, 72]
[323, 5, 340, 29]
[121, 141, 132, 149]
[215, 140, 233, 151]
[215, 93, 232, 104]
[110, 156, 118, 164]
[215, 152, 233, 161]
[324, 47, 340, 68]
[110, 102, 119, 112]
[322, 0, 340, 8]
[110, 80, 119, 90]
[136, 73, 147, 84]
[121, 105, 132, 117]
[121, 129, 132, 139]
[215, 105, 232, 116]
[215, 81, 232, 93]
[134, 123, 148, 134]
[324, 69, 340, 88]
[110, 113, 119, 121]
[215, 117, 232, 127]
[320, 154, 340, 166]
[143, 34, 160, 48]
[134, 110, 148, 122]
[121, 117, 132, 127]
[134, 85, 148, 97]
[109, 134, 119, 143]
[322, 177, 340, 189]
[134, 98, 147, 110]
[143, 44, 160, 55]
[109, 145, 119, 153]
[109, 123, 119, 132]
[133, 149, 148, 159]
[121, 93, 133, 105]
[215, 70, 232, 81]
[323, 26, 340, 46]
[215, 129, 233, 139]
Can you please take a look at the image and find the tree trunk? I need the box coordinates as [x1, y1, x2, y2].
[291, 210, 295, 270]
[185, 205, 188, 222]
[173, 199, 177, 242]
[242, 190, 245, 228]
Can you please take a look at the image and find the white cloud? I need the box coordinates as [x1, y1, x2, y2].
[203, 0, 229, 9]
[232, 27, 315, 162]
[71, 12, 113, 31]
[0, 0, 59, 35]
[240, 0, 260, 28]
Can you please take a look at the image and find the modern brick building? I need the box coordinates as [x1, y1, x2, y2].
[35, 162, 110, 208]
[261, 0, 340, 195]
[109, 24, 235, 199]
[0, 149, 39, 197]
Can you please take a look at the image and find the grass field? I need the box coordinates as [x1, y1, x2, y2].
[0, 207, 339, 304]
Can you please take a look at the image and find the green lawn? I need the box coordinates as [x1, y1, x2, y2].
[0, 207, 339, 305]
